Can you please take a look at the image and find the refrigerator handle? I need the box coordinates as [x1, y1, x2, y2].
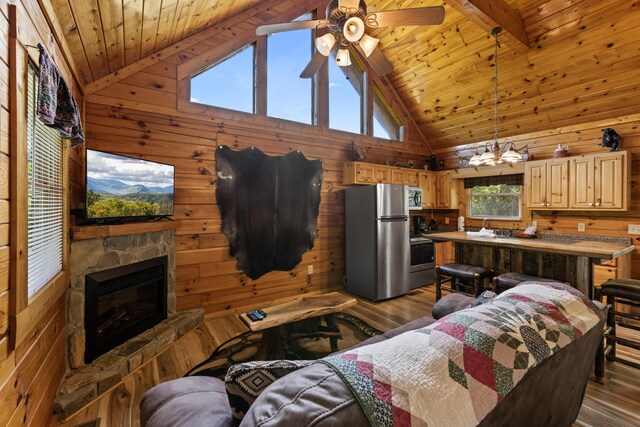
[379, 217, 408, 222]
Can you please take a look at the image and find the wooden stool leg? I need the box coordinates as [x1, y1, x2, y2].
[325, 314, 340, 352]
[473, 273, 481, 297]
[607, 295, 616, 360]
[435, 267, 442, 301]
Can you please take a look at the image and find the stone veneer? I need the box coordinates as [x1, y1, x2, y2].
[54, 230, 205, 419]
[67, 230, 176, 369]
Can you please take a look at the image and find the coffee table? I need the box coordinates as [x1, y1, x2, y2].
[239, 292, 357, 359]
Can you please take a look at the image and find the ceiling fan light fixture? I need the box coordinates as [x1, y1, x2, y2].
[336, 48, 352, 66]
[359, 34, 379, 57]
[343, 17, 365, 42]
[315, 33, 336, 56]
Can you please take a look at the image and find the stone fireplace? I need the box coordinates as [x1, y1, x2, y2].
[67, 230, 176, 369]
[55, 229, 203, 419]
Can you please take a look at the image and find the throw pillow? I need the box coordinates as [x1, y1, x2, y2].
[225, 359, 314, 422]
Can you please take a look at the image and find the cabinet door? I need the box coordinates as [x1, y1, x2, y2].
[374, 165, 391, 183]
[594, 153, 624, 209]
[546, 159, 569, 208]
[436, 173, 451, 208]
[525, 161, 547, 208]
[354, 163, 376, 184]
[406, 171, 419, 186]
[570, 157, 594, 209]
[419, 172, 437, 208]
[391, 168, 406, 184]
[435, 242, 455, 266]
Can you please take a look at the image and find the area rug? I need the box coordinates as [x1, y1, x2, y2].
[186, 312, 382, 379]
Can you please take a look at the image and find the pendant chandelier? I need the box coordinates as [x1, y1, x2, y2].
[468, 27, 525, 167]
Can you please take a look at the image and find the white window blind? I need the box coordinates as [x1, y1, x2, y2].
[26, 63, 64, 299]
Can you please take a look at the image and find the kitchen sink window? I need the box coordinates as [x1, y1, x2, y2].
[465, 174, 523, 220]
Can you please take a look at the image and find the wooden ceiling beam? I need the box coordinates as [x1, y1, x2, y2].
[444, 0, 530, 53]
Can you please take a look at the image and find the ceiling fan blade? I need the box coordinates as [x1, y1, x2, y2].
[256, 19, 330, 36]
[300, 51, 329, 79]
[357, 45, 394, 76]
[365, 6, 445, 28]
[338, 0, 361, 14]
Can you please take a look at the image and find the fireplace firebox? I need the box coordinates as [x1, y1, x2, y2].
[85, 256, 168, 363]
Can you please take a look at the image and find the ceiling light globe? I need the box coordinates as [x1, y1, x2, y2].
[359, 34, 379, 57]
[343, 17, 365, 42]
[336, 48, 352, 66]
[315, 33, 336, 56]
[500, 149, 523, 163]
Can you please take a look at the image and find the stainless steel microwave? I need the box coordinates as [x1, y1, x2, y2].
[407, 187, 422, 210]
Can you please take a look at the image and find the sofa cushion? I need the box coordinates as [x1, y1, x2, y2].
[225, 359, 314, 422]
[140, 376, 236, 427]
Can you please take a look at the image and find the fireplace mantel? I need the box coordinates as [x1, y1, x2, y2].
[71, 220, 178, 240]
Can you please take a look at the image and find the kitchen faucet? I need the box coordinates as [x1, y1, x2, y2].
[482, 218, 490, 229]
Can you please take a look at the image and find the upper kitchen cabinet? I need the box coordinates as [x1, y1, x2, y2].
[525, 159, 569, 209]
[526, 151, 629, 211]
[419, 171, 436, 208]
[436, 172, 453, 209]
[391, 168, 419, 186]
[343, 162, 390, 185]
[570, 152, 629, 210]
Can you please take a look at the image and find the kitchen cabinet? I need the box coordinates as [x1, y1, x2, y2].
[525, 159, 569, 209]
[525, 151, 628, 211]
[419, 171, 436, 208]
[436, 172, 452, 208]
[391, 168, 419, 186]
[343, 162, 390, 185]
[569, 151, 628, 210]
[435, 242, 455, 266]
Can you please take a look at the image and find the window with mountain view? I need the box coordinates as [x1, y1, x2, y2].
[191, 44, 255, 113]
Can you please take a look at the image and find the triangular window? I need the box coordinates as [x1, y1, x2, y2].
[191, 44, 255, 113]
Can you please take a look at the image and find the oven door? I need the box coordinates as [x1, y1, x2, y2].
[407, 187, 422, 210]
[410, 241, 435, 272]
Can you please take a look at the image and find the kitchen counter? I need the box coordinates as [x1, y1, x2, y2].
[427, 231, 634, 260]
[428, 231, 634, 298]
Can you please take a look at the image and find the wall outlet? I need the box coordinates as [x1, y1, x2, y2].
[445, 218, 450, 224]
[531, 220, 538, 229]
[307, 265, 314, 274]
[577, 223, 586, 232]
[628, 224, 640, 235]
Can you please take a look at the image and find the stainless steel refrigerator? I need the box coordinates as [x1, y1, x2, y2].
[345, 184, 410, 301]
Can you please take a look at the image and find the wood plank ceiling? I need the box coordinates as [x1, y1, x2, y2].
[51, 0, 640, 149]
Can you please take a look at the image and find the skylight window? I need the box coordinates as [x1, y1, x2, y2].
[267, 13, 313, 124]
[191, 44, 255, 113]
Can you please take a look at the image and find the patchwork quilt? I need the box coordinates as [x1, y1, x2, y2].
[321, 283, 603, 427]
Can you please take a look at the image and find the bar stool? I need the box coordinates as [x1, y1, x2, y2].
[595, 278, 640, 377]
[435, 263, 495, 301]
[492, 272, 563, 294]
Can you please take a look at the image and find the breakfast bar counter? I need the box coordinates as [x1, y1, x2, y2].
[428, 231, 634, 298]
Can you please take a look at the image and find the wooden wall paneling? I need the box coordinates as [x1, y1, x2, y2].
[97, 0, 125, 73]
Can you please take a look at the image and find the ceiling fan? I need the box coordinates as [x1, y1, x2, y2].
[256, 0, 445, 78]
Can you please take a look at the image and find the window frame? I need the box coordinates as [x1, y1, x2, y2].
[467, 184, 523, 221]
[9, 42, 69, 349]
[176, 4, 407, 142]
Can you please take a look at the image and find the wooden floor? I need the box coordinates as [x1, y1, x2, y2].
[60, 285, 640, 427]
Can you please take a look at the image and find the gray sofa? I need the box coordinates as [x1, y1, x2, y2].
[140, 298, 605, 427]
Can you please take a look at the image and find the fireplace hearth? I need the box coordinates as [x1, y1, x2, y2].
[84, 256, 168, 363]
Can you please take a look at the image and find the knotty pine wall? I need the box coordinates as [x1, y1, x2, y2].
[0, 0, 83, 425]
[432, 114, 640, 279]
[76, 1, 430, 318]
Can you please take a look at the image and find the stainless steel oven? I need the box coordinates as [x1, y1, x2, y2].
[410, 238, 435, 289]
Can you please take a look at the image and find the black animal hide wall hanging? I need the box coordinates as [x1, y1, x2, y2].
[215, 145, 323, 279]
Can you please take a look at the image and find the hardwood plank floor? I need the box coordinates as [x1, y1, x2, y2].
[61, 285, 640, 427]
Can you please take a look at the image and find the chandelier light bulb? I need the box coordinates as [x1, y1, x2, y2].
[343, 17, 365, 42]
[336, 48, 352, 66]
[359, 34, 379, 57]
[315, 33, 336, 56]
